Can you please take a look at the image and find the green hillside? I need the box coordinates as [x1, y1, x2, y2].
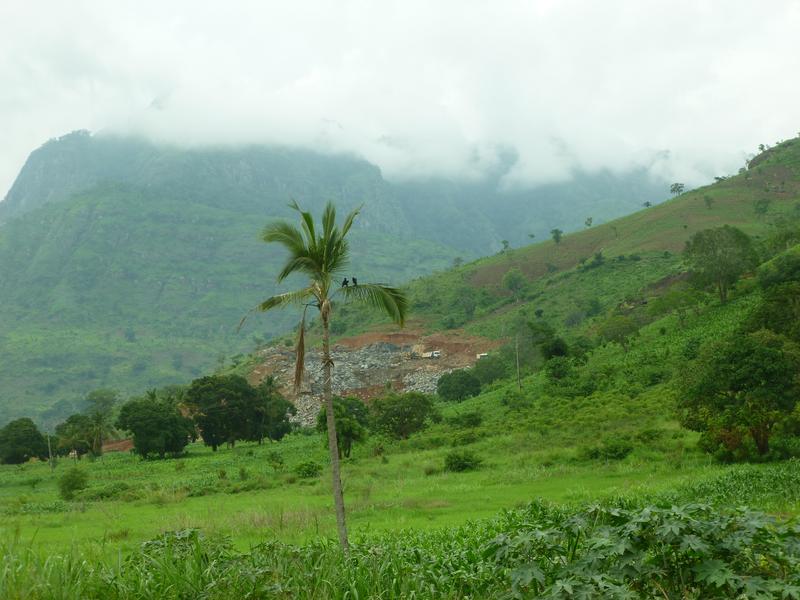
[0, 132, 667, 426]
[2, 137, 800, 598]
[325, 137, 800, 341]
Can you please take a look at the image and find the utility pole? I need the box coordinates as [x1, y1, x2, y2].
[46, 432, 54, 471]
[515, 333, 522, 391]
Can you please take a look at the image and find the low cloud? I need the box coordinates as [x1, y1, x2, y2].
[2, 1, 800, 196]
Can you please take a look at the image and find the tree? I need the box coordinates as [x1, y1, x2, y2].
[55, 414, 93, 457]
[370, 392, 437, 439]
[116, 392, 195, 459]
[452, 256, 463, 268]
[598, 315, 639, 352]
[747, 282, 800, 343]
[541, 337, 569, 360]
[754, 198, 771, 217]
[248, 377, 296, 443]
[317, 397, 368, 458]
[684, 225, 758, 303]
[437, 369, 481, 402]
[185, 374, 259, 451]
[501, 240, 510, 253]
[528, 233, 536, 240]
[670, 183, 685, 195]
[679, 330, 800, 458]
[0, 418, 47, 464]
[502, 267, 526, 298]
[550, 229, 563, 244]
[584, 217, 593, 228]
[472, 354, 508, 386]
[255, 200, 407, 552]
[642, 201, 652, 208]
[83, 389, 118, 456]
[758, 245, 800, 289]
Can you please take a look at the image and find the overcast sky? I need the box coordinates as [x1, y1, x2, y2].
[1, 1, 799, 197]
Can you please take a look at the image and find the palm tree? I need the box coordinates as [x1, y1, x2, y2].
[255, 200, 407, 551]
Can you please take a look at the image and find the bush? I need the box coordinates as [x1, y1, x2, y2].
[294, 461, 322, 479]
[451, 431, 483, 446]
[544, 356, 573, 382]
[437, 370, 481, 402]
[75, 481, 131, 501]
[267, 451, 284, 471]
[444, 450, 483, 472]
[446, 411, 483, 429]
[58, 467, 88, 500]
[581, 437, 634, 461]
[501, 389, 532, 411]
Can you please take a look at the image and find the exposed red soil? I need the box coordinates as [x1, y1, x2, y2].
[102, 438, 134, 453]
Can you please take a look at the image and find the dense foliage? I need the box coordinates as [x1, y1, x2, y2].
[185, 375, 293, 451]
[370, 392, 438, 439]
[684, 225, 759, 302]
[437, 370, 481, 402]
[316, 397, 369, 459]
[0, 418, 47, 464]
[116, 393, 195, 459]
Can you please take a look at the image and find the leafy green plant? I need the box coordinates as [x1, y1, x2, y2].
[444, 450, 483, 472]
[58, 467, 88, 501]
[294, 461, 322, 479]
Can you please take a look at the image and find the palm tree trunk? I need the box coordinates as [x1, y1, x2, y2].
[322, 311, 350, 552]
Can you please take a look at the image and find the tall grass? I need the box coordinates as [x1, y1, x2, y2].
[3, 493, 799, 599]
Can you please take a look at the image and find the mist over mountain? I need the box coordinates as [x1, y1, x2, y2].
[0, 131, 666, 426]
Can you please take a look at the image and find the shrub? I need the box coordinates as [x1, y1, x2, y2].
[447, 411, 483, 429]
[75, 481, 131, 501]
[294, 461, 322, 479]
[267, 451, 284, 471]
[502, 389, 532, 411]
[451, 431, 483, 447]
[444, 450, 483, 472]
[581, 437, 634, 461]
[544, 356, 573, 382]
[58, 467, 88, 500]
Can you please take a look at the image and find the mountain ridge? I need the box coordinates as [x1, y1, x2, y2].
[0, 131, 668, 426]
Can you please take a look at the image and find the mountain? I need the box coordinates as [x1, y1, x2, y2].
[0, 131, 667, 426]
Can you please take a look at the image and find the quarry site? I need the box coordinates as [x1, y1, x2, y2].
[249, 330, 499, 425]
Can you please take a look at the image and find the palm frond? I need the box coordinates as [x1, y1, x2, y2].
[340, 283, 408, 325]
[262, 221, 307, 257]
[325, 238, 350, 276]
[340, 204, 362, 238]
[289, 199, 318, 254]
[294, 307, 309, 389]
[322, 202, 336, 241]
[277, 255, 321, 282]
[258, 288, 314, 312]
